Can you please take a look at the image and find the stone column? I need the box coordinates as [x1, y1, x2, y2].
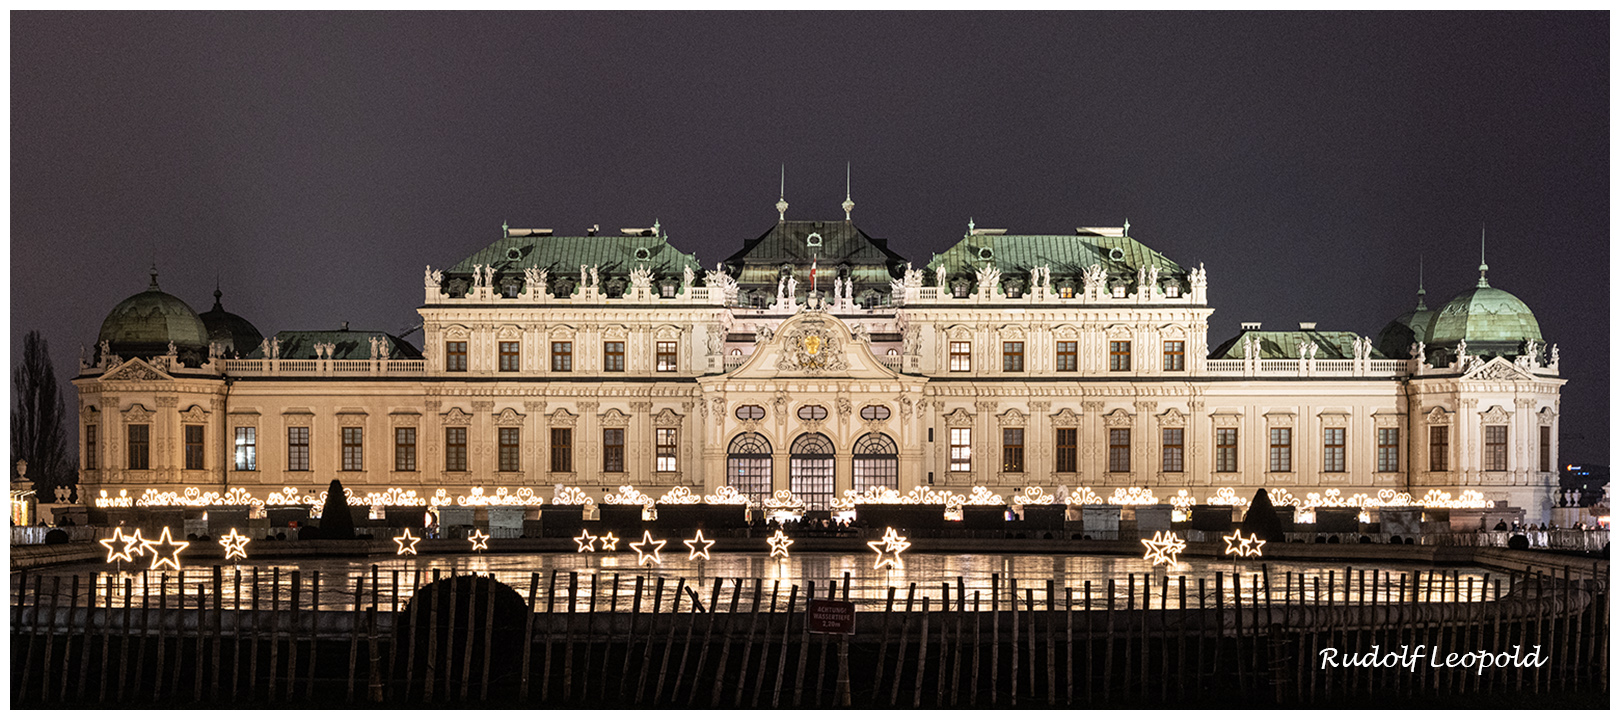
[523, 400, 546, 484]
[975, 400, 997, 487]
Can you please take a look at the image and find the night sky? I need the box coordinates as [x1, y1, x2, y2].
[11, 12, 1609, 464]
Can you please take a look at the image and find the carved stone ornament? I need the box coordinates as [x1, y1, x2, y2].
[1053, 325, 1078, 340]
[974, 400, 999, 413]
[102, 359, 168, 382]
[442, 407, 473, 426]
[997, 408, 1026, 426]
[1102, 409, 1135, 427]
[1000, 324, 1025, 340]
[1480, 405, 1512, 425]
[1426, 406, 1451, 425]
[1211, 413, 1240, 428]
[599, 408, 630, 427]
[947, 325, 972, 341]
[1105, 324, 1133, 340]
[496, 325, 522, 340]
[1156, 408, 1185, 427]
[155, 395, 178, 408]
[444, 325, 470, 340]
[471, 400, 495, 412]
[1372, 413, 1401, 428]
[1466, 357, 1532, 381]
[775, 323, 848, 374]
[123, 404, 155, 423]
[1159, 324, 1186, 339]
[1029, 400, 1051, 413]
[1264, 411, 1295, 427]
[603, 325, 629, 340]
[1050, 408, 1082, 427]
[943, 408, 975, 427]
[1320, 413, 1349, 428]
[390, 412, 420, 426]
[549, 325, 576, 339]
[655, 325, 681, 341]
[179, 405, 209, 424]
[79, 404, 100, 422]
[523, 400, 547, 413]
[1081, 401, 1104, 413]
[652, 408, 682, 427]
[493, 407, 526, 426]
[549, 409, 577, 427]
[1537, 407, 1557, 424]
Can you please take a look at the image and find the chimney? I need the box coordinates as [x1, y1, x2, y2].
[1241, 322, 1261, 331]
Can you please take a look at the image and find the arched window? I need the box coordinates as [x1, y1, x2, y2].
[727, 433, 773, 507]
[853, 433, 899, 493]
[789, 432, 835, 511]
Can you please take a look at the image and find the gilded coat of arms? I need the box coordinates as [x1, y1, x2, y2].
[776, 323, 847, 374]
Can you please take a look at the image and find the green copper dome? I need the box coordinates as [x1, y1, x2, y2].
[97, 270, 210, 365]
[1426, 283, 1542, 354]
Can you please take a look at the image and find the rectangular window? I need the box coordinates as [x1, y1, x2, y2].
[127, 424, 149, 470]
[1484, 425, 1507, 472]
[1539, 426, 1551, 473]
[232, 426, 254, 471]
[186, 425, 206, 470]
[1161, 427, 1184, 473]
[657, 341, 678, 372]
[949, 341, 971, 372]
[445, 427, 467, 472]
[1269, 428, 1292, 472]
[1215, 427, 1238, 473]
[949, 428, 971, 472]
[1002, 428, 1024, 473]
[550, 428, 573, 472]
[1163, 341, 1185, 371]
[499, 341, 520, 372]
[395, 427, 417, 472]
[656, 428, 677, 472]
[498, 427, 520, 472]
[603, 428, 625, 473]
[445, 341, 467, 372]
[1429, 425, 1449, 471]
[1055, 341, 1077, 372]
[287, 427, 309, 471]
[1056, 427, 1077, 473]
[551, 341, 572, 372]
[1377, 428, 1399, 473]
[603, 341, 625, 372]
[1323, 427, 1345, 473]
[341, 427, 363, 471]
[1109, 341, 1132, 372]
[84, 425, 97, 470]
[1108, 428, 1131, 473]
[1002, 342, 1024, 372]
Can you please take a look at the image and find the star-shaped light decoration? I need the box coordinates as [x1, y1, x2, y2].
[142, 526, 189, 571]
[394, 528, 421, 556]
[766, 529, 794, 559]
[217, 528, 251, 561]
[1222, 529, 1265, 558]
[598, 532, 620, 551]
[630, 530, 666, 566]
[467, 529, 490, 552]
[100, 527, 146, 564]
[574, 529, 598, 552]
[1140, 530, 1187, 567]
[683, 529, 716, 560]
[867, 526, 911, 569]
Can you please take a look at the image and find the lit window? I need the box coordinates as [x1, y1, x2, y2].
[657, 341, 678, 372]
[949, 341, 971, 372]
[231, 427, 253, 471]
[949, 428, 971, 472]
[656, 428, 677, 472]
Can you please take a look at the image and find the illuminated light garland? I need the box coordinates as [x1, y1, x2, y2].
[217, 528, 251, 561]
[1168, 490, 1196, 522]
[574, 529, 598, 552]
[867, 527, 910, 569]
[1065, 487, 1104, 506]
[683, 529, 716, 560]
[551, 485, 595, 506]
[604, 485, 655, 506]
[702, 486, 752, 506]
[393, 528, 421, 556]
[658, 487, 703, 505]
[456, 487, 539, 507]
[961, 486, 1005, 506]
[1012, 486, 1055, 506]
[903, 486, 962, 506]
[1222, 529, 1265, 558]
[766, 529, 794, 559]
[630, 530, 666, 566]
[1205, 487, 1249, 508]
[142, 526, 189, 571]
[598, 532, 620, 551]
[100, 527, 145, 563]
[467, 529, 490, 552]
[1109, 487, 1160, 506]
[1141, 530, 1186, 567]
[95, 489, 134, 508]
[763, 489, 806, 510]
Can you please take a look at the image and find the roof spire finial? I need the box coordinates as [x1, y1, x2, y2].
[968, 217, 976, 235]
[776, 165, 788, 222]
[1477, 223, 1490, 288]
[1415, 254, 1427, 310]
[842, 162, 854, 222]
[148, 262, 160, 291]
[1123, 218, 1131, 236]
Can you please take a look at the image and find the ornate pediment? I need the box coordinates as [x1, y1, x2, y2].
[179, 404, 209, 424]
[946, 325, 972, 341]
[389, 412, 420, 426]
[943, 408, 975, 427]
[997, 408, 1026, 427]
[1425, 406, 1452, 425]
[442, 407, 473, 426]
[652, 408, 682, 427]
[79, 404, 100, 422]
[493, 407, 526, 426]
[599, 408, 630, 427]
[654, 325, 682, 341]
[1263, 411, 1296, 427]
[496, 324, 523, 340]
[549, 409, 577, 427]
[1052, 325, 1078, 340]
[1373, 412, 1402, 428]
[1464, 357, 1533, 381]
[1157, 408, 1185, 427]
[999, 324, 1025, 340]
[1537, 407, 1557, 424]
[1050, 408, 1082, 427]
[1319, 412, 1349, 427]
[122, 403, 154, 423]
[1211, 413, 1241, 428]
[443, 324, 470, 340]
[1158, 324, 1187, 340]
[1102, 408, 1134, 427]
[602, 324, 628, 340]
[1105, 324, 1133, 340]
[549, 324, 576, 339]
[774, 320, 849, 374]
[1480, 405, 1512, 425]
[102, 358, 170, 383]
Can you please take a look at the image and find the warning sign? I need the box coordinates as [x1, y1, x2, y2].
[806, 599, 856, 635]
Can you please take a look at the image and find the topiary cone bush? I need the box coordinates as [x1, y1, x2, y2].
[1241, 487, 1286, 543]
[319, 478, 357, 540]
[395, 575, 531, 702]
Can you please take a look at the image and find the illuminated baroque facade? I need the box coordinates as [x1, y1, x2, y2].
[73, 200, 1565, 522]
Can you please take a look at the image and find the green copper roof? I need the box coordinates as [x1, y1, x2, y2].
[249, 330, 422, 360]
[1209, 330, 1385, 360]
[1375, 306, 1435, 359]
[924, 233, 1188, 288]
[444, 231, 701, 291]
[723, 220, 907, 287]
[1426, 285, 1542, 348]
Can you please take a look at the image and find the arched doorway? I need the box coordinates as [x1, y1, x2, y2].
[852, 432, 899, 493]
[726, 432, 773, 508]
[789, 433, 835, 511]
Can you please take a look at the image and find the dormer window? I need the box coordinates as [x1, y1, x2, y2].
[1164, 283, 1181, 298]
[806, 232, 823, 247]
[1059, 286, 1074, 299]
[1111, 285, 1127, 298]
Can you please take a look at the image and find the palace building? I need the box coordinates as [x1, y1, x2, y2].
[72, 193, 1565, 524]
